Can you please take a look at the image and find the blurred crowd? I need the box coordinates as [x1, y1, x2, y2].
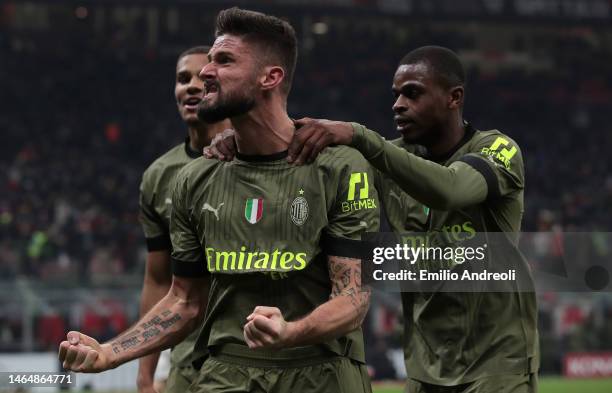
[1, 4, 611, 377]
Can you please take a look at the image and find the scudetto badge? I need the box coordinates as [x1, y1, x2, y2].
[245, 198, 263, 224]
[291, 196, 308, 226]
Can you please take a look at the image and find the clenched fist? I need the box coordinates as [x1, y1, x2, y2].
[58, 331, 114, 373]
[243, 306, 294, 350]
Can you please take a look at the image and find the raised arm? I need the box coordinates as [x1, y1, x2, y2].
[349, 123, 487, 210]
[59, 275, 208, 373]
[287, 119, 522, 210]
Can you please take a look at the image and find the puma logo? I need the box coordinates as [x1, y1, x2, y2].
[202, 202, 224, 221]
[389, 190, 403, 204]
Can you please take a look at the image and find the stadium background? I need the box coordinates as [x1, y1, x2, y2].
[1, 0, 611, 391]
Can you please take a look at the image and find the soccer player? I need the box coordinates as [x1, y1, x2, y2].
[59, 8, 378, 393]
[202, 47, 539, 393]
[285, 46, 539, 393]
[137, 46, 231, 393]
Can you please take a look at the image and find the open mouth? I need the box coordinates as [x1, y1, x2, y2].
[183, 96, 201, 111]
[204, 82, 219, 98]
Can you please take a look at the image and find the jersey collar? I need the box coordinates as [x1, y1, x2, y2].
[184, 137, 202, 159]
[426, 121, 476, 163]
[235, 150, 289, 162]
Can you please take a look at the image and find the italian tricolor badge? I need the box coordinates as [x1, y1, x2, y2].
[245, 198, 263, 224]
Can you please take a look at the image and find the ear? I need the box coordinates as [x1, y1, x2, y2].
[260, 66, 285, 91]
[448, 86, 464, 109]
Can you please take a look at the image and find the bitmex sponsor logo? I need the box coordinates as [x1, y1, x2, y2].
[342, 172, 377, 212]
[205, 246, 308, 272]
[480, 136, 517, 169]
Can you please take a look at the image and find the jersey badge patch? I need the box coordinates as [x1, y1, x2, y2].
[291, 189, 309, 226]
[245, 198, 263, 224]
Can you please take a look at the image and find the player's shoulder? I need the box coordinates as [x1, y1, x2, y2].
[316, 145, 369, 168]
[471, 128, 522, 151]
[313, 146, 374, 178]
[175, 156, 224, 186]
[467, 127, 524, 171]
[142, 143, 186, 183]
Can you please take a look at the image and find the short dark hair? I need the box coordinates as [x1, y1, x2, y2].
[215, 7, 298, 95]
[399, 46, 466, 89]
[177, 45, 211, 62]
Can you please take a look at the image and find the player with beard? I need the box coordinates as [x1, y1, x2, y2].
[137, 46, 231, 393]
[204, 46, 538, 393]
[59, 8, 378, 393]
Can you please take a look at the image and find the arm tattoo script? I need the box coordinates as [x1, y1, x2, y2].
[328, 256, 371, 327]
[110, 310, 182, 354]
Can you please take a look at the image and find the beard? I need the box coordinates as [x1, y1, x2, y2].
[198, 84, 256, 123]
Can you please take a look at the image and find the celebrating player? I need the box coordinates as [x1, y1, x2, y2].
[205, 46, 539, 392]
[137, 46, 231, 393]
[288, 46, 539, 393]
[59, 8, 378, 393]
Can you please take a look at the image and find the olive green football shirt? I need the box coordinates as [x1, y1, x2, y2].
[170, 147, 380, 364]
[353, 123, 539, 385]
[139, 138, 204, 367]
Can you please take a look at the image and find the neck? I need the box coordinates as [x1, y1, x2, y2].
[231, 100, 294, 155]
[426, 115, 465, 157]
[188, 121, 230, 152]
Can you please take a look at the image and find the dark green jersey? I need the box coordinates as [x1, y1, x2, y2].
[140, 138, 202, 250]
[139, 138, 202, 367]
[375, 139, 429, 234]
[170, 147, 380, 364]
[352, 123, 538, 385]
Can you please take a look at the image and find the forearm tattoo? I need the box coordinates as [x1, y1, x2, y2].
[110, 310, 182, 354]
[328, 256, 371, 326]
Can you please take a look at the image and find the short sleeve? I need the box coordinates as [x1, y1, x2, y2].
[139, 172, 171, 251]
[170, 169, 208, 277]
[458, 133, 524, 200]
[323, 150, 380, 257]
